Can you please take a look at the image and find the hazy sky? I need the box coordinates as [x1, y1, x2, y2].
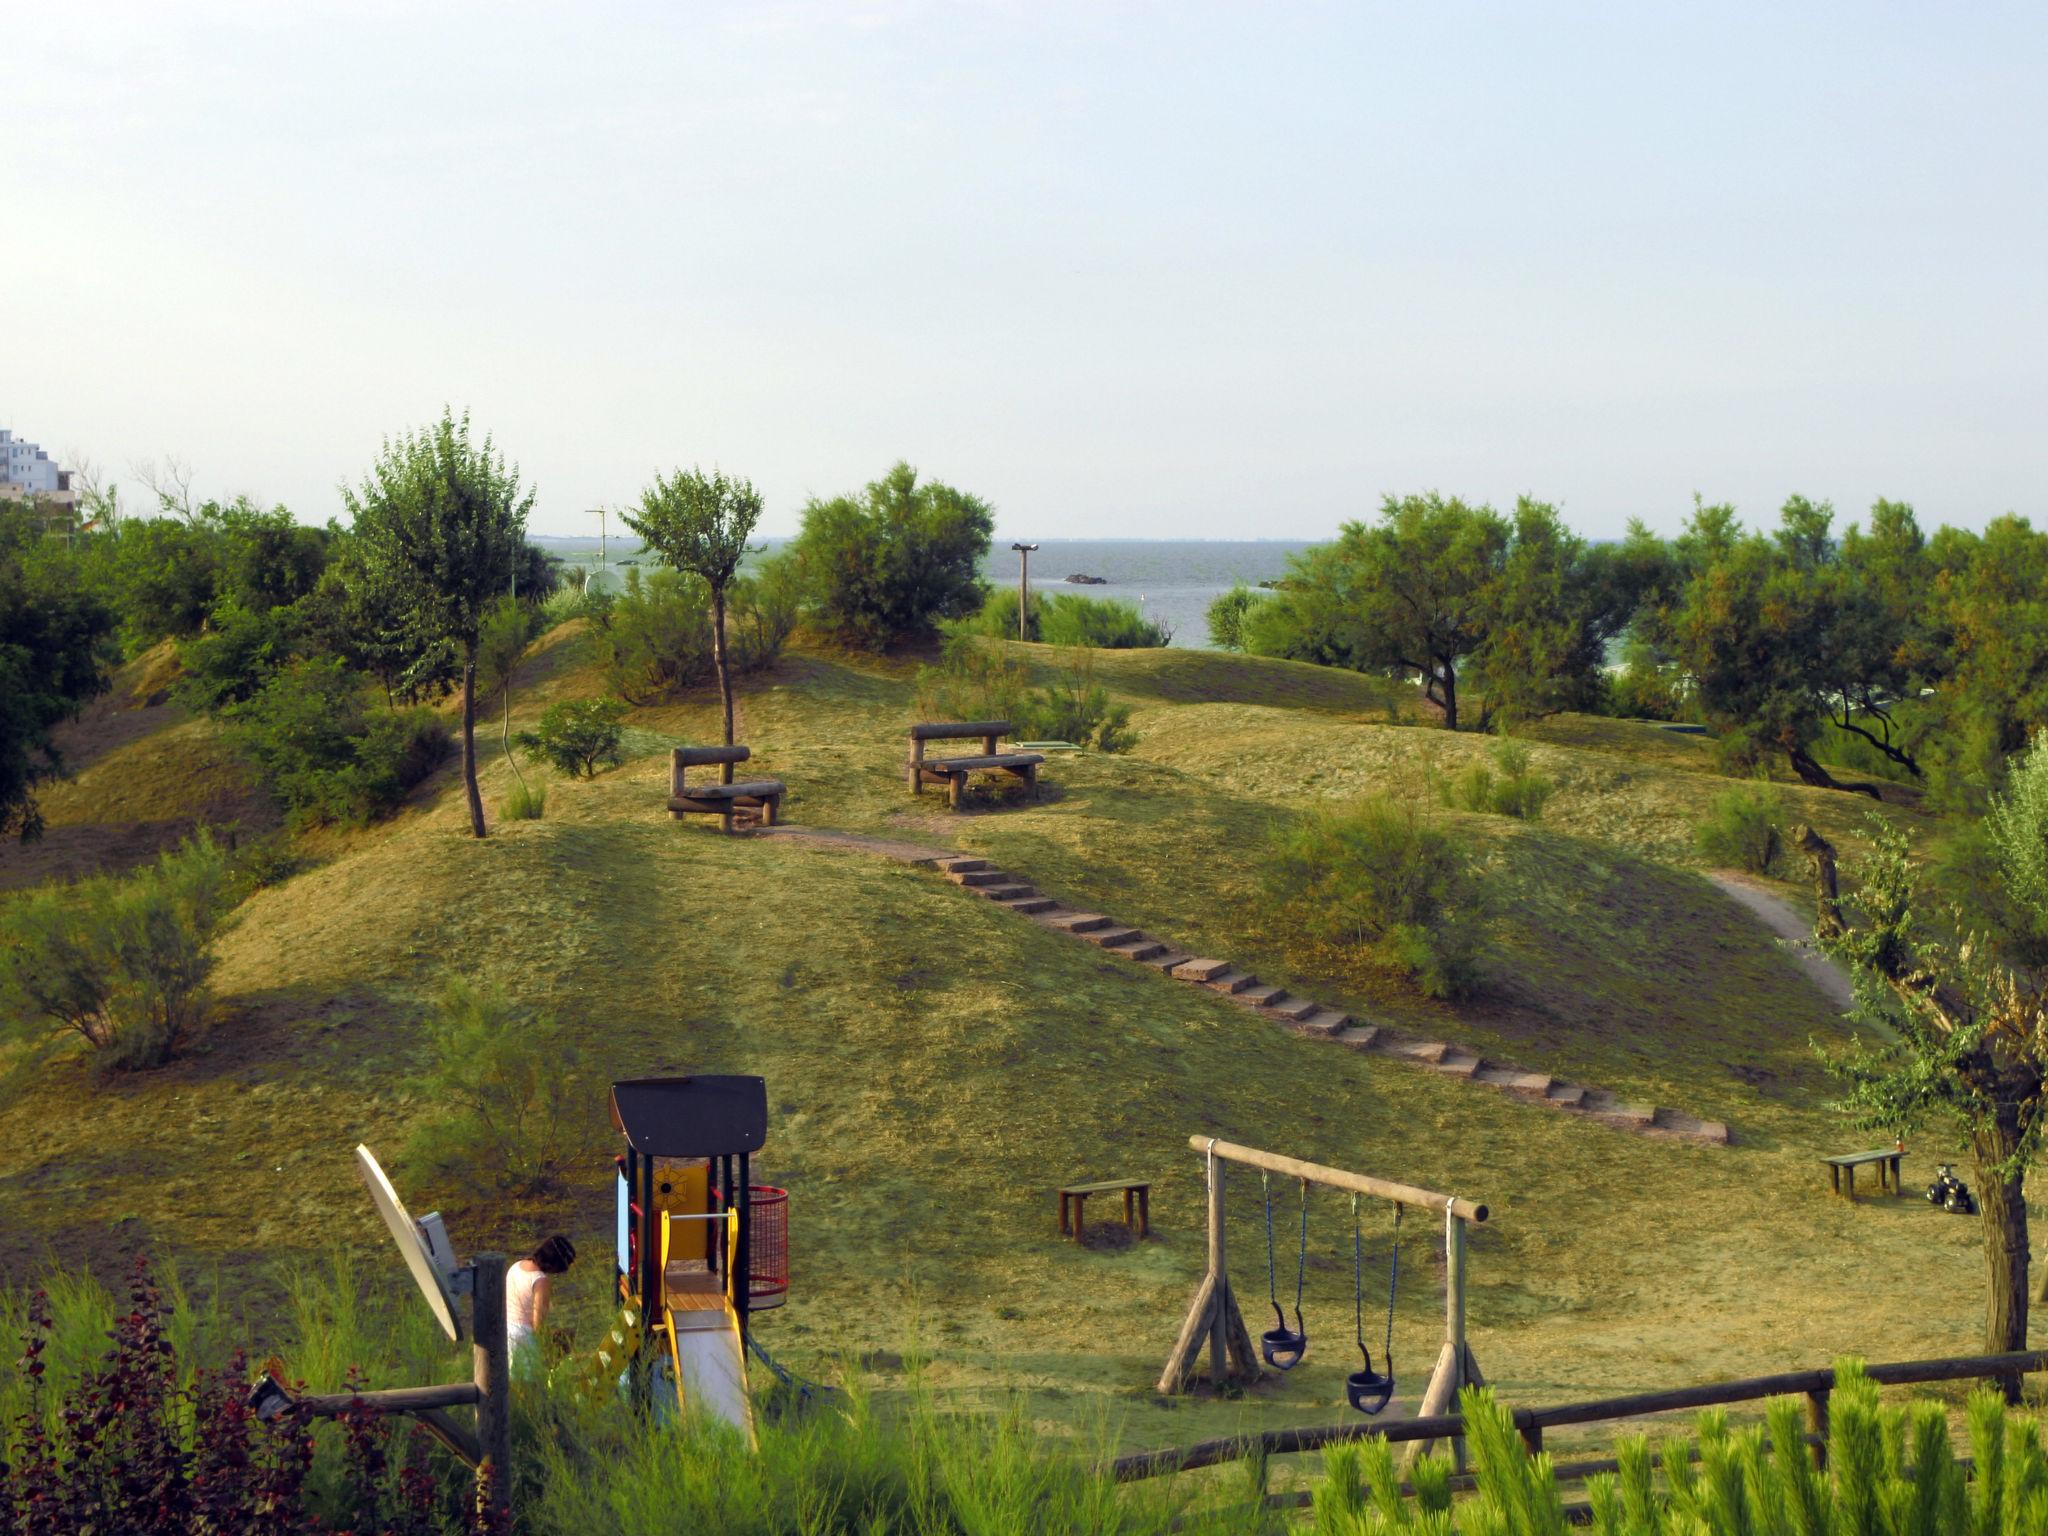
[6, 2, 2043, 539]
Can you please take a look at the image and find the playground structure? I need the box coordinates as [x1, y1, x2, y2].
[611, 1074, 792, 1443]
[1160, 1137, 1488, 1466]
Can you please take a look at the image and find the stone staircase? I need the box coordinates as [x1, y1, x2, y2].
[934, 854, 1730, 1146]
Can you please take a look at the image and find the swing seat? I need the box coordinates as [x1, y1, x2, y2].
[1260, 1307, 1309, 1371]
[1346, 1363, 1394, 1415]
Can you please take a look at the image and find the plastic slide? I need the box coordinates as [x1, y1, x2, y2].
[664, 1306, 756, 1444]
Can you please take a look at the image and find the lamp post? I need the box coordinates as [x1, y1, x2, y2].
[1011, 542, 1039, 642]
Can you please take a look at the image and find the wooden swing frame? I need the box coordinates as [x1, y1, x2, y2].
[1158, 1137, 1490, 1468]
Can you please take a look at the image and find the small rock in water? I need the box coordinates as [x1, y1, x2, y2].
[1064, 572, 1108, 584]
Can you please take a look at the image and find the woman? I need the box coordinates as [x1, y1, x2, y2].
[506, 1234, 576, 1373]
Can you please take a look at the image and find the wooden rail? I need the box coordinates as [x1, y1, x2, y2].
[1185, 1137, 1488, 1223]
[1114, 1349, 2048, 1483]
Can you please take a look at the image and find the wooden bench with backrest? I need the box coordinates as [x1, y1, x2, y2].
[906, 721, 1046, 811]
[668, 746, 785, 834]
[1821, 1148, 1903, 1201]
[1058, 1178, 1151, 1244]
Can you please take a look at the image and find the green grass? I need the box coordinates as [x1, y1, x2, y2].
[0, 624, 1999, 1474]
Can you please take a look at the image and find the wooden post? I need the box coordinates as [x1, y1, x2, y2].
[1207, 1144, 1229, 1387]
[669, 750, 686, 821]
[1406, 1210, 1473, 1473]
[983, 731, 999, 756]
[908, 735, 924, 795]
[471, 1253, 513, 1524]
[1806, 1389, 1830, 1468]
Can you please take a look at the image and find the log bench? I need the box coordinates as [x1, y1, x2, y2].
[1058, 1178, 1151, 1244]
[907, 721, 1046, 811]
[668, 746, 785, 834]
[1822, 1149, 1903, 1200]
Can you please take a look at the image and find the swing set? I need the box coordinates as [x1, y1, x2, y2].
[1160, 1138, 1489, 1458]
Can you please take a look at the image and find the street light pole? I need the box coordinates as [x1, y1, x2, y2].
[1011, 542, 1039, 643]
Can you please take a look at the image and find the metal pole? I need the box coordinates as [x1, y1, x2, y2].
[1011, 542, 1038, 642]
[470, 1253, 513, 1523]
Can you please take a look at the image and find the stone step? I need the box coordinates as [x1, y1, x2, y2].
[1334, 1025, 1382, 1050]
[980, 883, 1038, 902]
[994, 895, 1057, 916]
[949, 868, 1010, 888]
[1474, 1066, 1555, 1096]
[1237, 983, 1288, 1008]
[1106, 936, 1170, 963]
[1296, 1009, 1352, 1038]
[1203, 970, 1259, 995]
[1082, 926, 1143, 948]
[937, 857, 989, 874]
[1142, 951, 1196, 972]
[1545, 1083, 1587, 1108]
[1433, 1051, 1483, 1079]
[1272, 996, 1323, 1023]
[1047, 912, 1114, 934]
[1172, 958, 1233, 983]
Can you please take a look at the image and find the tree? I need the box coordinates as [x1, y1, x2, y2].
[790, 461, 993, 648]
[622, 468, 764, 781]
[342, 411, 534, 837]
[1802, 806, 2048, 1394]
[0, 502, 117, 840]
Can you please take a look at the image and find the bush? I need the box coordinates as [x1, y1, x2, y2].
[225, 659, 449, 826]
[1206, 583, 1267, 651]
[403, 977, 601, 1195]
[517, 697, 627, 779]
[0, 834, 236, 1069]
[1443, 739, 1554, 820]
[1016, 650, 1138, 753]
[913, 640, 1137, 752]
[600, 566, 791, 702]
[174, 599, 303, 713]
[790, 460, 993, 648]
[961, 589, 1171, 648]
[727, 552, 802, 669]
[1694, 783, 1786, 874]
[1265, 798, 1485, 998]
[500, 780, 546, 821]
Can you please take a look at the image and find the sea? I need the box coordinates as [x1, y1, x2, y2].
[532, 536, 1317, 650]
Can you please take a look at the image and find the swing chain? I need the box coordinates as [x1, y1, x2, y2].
[1351, 1196, 1401, 1369]
[1261, 1171, 1279, 1308]
[1385, 1204, 1402, 1369]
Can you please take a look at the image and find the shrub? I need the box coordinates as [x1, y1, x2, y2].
[1265, 798, 1485, 997]
[913, 635, 1032, 725]
[517, 697, 627, 779]
[500, 780, 546, 821]
[1694, 783, 1786, 874]
[790, 460, 993, 648]
[961, 589, 1171, 648]
[225, 658, 449, 826]
[404, 977, 601, 1195]
[1016, 650, 1138, 753]
[1206, 583, 1267, 651]
[728, 552, 802, 670]
[174, 599, 303, 713]
[1443, 739, 1554, 820]
[0, 834, 236, 1069]
[600, 566, 792, 703]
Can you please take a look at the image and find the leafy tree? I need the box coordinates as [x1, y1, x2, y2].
[1803, 807, 2048, 1391]
[791, 461, 993, 648]
[622, 468, 764, 781]
[518, 697, 627, 779]
[341, 411, 534, 836]
[1918, 515, 2048, 806]
[1206, 583, 1267, 651]
[223, 658, 450, 826]
[0, 503, 117, 840]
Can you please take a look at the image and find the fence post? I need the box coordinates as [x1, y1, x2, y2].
[471, 1253, 513, 1523]
[1805, 1389, 1830, 1469]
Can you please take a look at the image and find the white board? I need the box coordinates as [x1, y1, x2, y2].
[355, 1144, 462, 1343]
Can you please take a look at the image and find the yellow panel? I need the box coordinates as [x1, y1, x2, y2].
[653, 1157, 711, 1263]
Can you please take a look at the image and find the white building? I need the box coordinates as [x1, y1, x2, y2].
[0, 428, 76, 506]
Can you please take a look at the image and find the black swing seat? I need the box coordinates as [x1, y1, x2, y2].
[1260, 1306, 1308, 1371]
[1346, 1360, 1394, 1415]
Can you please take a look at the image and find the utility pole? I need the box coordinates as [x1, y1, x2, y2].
[589, 507, 609, 572]
[1011, 542, 1039, 642]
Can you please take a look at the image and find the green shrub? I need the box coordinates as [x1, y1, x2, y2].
[173, 599, 302, 713]
[600, 566, 791, 702]
[403, 977, 601, 1195]
[1265, 798, 1485, 998]
[790, 460, 992, 647]
[0, 834, 237, 1069]
[518, 698, 627, 779]
[224, 659, 449, 826]
[1443, 739, 1554, 820]
[1694, 783, 1786, 874]
[1016, 650, 1138, 752]
[913, 641, 1137, 752]
[728, 551, 803, 666]
[500, 780, 547, 821]
[961, 589, 1171, 648]
[1206, 583, 1268, 651]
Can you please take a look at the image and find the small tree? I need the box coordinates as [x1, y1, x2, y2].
[518, 698, 627, 779]
[342, 411, 534, 837]
[1802, 811, 2048, 1394]
[791, 461, 993, 648]
[622, 468, 764, 783]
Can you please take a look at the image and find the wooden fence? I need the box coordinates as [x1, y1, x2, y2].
[1114, 1348, 2048, 1487]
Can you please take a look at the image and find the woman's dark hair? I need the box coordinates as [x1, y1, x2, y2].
[532, 1234, 577, 1274]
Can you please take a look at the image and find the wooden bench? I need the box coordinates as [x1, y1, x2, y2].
[1058, 1178, 1151, 1244]
[1822, 1149, 1903, 1200]
[907, 721, 1047, 810]
[668, 746, 785, 834]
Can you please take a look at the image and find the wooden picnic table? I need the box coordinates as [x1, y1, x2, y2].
[1822, 1149, 1904, 1200]
[1058, 1178, 1151, 1243]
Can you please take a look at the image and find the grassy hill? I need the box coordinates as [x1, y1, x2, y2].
[0, 626, 1990, 1460]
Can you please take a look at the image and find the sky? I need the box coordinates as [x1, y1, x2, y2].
[4, 1, 2044, 540]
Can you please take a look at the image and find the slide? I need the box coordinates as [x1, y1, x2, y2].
[659, 1305, 757, 1446]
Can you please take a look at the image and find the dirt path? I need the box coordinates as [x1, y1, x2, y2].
[1706, 871, 1855, 1012]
